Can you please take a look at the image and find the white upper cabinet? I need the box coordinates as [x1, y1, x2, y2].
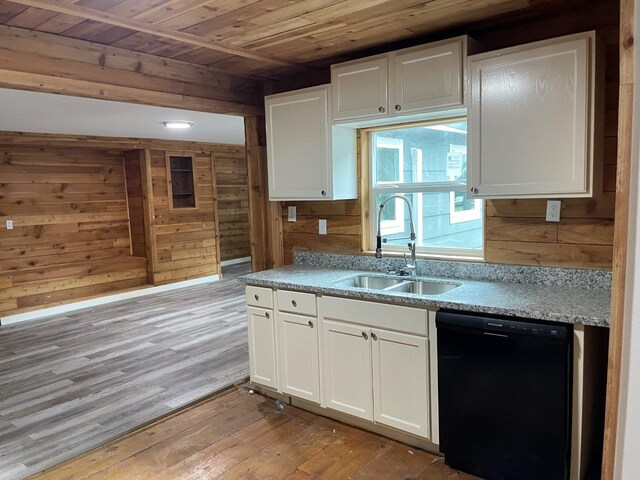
[331, 37, 469, 124]
[391, 41, 463, 115]
[331, 56, 389, 121]
[468, 32, 601, 199]
[265, 84, 357, 201]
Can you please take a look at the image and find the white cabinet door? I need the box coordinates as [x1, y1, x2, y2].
[371, 328, 430, 438]
[278, 312, 320, 404]
[247, 306, 277, 390]
[322, 320, 373, 420]
[469, 33, 596, 198]
[392, 40, 463, 115]
[266, 86, 330, 200]
[331, 56, 388, 122]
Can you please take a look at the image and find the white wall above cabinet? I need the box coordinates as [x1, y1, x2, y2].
[468, 31, 602, 199]
[331, 36, 475, 126]
[265, 84, 357, 201]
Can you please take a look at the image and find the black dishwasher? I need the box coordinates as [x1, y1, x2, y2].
[437, 310, 573, 480]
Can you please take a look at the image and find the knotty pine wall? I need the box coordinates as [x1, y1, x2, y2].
[149, 149, 219, 284]
[148, 145, 250, 284]
[279, 1, 619, 270]
[0, 146, 148, 316]
[213, 147, 252, 262]
[0, 136, 250, 318]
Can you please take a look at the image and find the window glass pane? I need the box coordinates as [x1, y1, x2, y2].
[372, 120, 467, 185]
[375, 192, 483, 252]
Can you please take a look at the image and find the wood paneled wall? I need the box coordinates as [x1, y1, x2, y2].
[147, 149, 218, 284]
[278, 1, 620, 270]
[213, 147, 252, 262]
[124, 150, 146, 259]
[0, 133, 251, 318]
[0, 24, 263, 116]
[0, 146, 148, 316]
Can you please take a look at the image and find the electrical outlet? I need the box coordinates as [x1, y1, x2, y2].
[6, 219, 13, 230]
[287, 206, 297, 222]
[319, 219, 327, 235]
[546, 200, 561, 222]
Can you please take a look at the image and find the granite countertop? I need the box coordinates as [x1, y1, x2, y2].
[239, 265, 611, 327]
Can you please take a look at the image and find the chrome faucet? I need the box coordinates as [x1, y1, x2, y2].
[376, 194, 417, 276]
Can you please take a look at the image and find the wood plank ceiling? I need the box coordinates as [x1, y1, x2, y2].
[0, 0, 590, 80]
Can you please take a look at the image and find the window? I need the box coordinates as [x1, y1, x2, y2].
[368, 119, 483, 257]
[166, 154, 198, 210]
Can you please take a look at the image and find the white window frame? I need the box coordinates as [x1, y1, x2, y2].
[368, 117, 484, 259]
[449, 192, 483, 224]
[374, 137, 405, 236]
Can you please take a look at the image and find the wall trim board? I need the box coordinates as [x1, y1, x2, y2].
[220, 256, 252, 267]
[603, 0, 635, 476]
[0, 274, 220, 326]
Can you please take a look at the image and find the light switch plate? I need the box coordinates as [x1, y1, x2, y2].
[319, 219, 327, 235]
[287, 206, 296, 222]
[6, 219, 13, 230]
[546, 200, 561, 222]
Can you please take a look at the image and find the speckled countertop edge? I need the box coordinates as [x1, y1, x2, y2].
[238, 266, 611, 327]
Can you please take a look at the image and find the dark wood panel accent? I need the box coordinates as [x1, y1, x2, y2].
[123, 149, 146, 259]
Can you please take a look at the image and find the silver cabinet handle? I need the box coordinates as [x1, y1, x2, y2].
[292, 300, 297, 307]
[321, 190, 327, 197]
[265, 312, 270, 319]
[471, 187, 479, 194]
[371, 332, 378, 341]
[379, 106, 385, 113]
[254, 294, 259, 301]
[362, 331, 369, 340]
[395, 104, 401, 111]
[308, 320, 314, 328]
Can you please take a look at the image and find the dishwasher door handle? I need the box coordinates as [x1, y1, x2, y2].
[483, 331, 509, 338]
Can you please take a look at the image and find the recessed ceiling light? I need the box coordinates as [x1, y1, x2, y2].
[163, 121, 194, 129]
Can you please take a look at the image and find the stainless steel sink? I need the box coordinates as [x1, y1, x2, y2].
[337, 275, 405, 290]
[335, 275, 460, 295]
[388, 280, 460, 295]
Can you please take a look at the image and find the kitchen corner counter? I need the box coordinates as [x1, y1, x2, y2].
[238, 265, 611, 327]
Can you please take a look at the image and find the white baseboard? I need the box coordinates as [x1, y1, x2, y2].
[1, 274, 220, 326]
[220, 256, 251, 267]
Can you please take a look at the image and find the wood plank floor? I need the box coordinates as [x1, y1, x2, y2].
[32, 384, 479, 480]
[0, 262, 251, 480]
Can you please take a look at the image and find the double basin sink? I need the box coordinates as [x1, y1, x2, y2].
[336, 275, 460, 296]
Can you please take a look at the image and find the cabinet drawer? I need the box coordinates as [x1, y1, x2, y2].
[323, 296, 428, 336]
[277, 290, 317, 316]
[246, 286, 273, 309]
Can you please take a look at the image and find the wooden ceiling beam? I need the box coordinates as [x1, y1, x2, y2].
[7, 0, 302, 68]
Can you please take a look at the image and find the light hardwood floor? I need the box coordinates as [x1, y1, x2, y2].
[0, 262, 251, 480]
[33, 384, 478, 480]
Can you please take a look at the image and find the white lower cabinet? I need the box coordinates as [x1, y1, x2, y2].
[247, 306, 278, 390]
[372, 328, 430, 438]
[246, 289, 433, 441]
[278, 312, 320, 403]
[322, 296, 432, 440]
[322, 319, 373, 420]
